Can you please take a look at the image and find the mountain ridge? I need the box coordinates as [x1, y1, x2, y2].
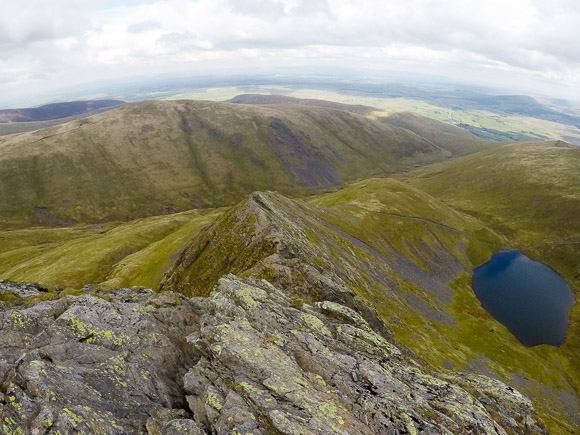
[160, 184, 579, 431]
[0, 99, 483, 227]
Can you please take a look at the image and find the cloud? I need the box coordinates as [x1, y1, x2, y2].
[0, 0, 579, 103]
[0, 0, 97, 44]
[127, 20, 162, 34]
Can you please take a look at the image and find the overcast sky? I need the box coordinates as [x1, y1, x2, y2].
[1, 0, 579, 106]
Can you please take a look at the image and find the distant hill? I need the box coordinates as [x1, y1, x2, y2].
[466, 94, 580, 127]
[228, 93, 375, 115]
[0, 100, 125, 123]
[0, 99, 484, 226]
[379, 112, 486, 155]
[230, 93, 486, 155]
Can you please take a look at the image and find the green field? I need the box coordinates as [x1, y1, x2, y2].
[0, 208, 221, 290]
[284, 89, 580, 143]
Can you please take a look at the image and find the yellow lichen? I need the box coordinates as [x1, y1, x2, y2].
[207, 393, 223, 411]
[63, 408, 83, 424]
[300, 313, 332, 337]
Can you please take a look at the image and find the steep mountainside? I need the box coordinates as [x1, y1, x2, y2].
[0, 99, 485, 227]
[406, 141, 580, 287]
[161, 182, 578, 432]
[230, 94, 487, 155]
[380, 112, 488, 155]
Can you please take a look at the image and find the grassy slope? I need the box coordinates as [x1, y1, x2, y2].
[405, 141, 580, 433]
[0, 99, 480, 227]
[379, 112, 488, 156]
[229, 94, 488, 155]
[0, 117, 88, 136]
[405, 141, 580, 280]
[311, 179, 579, 434]
[0, 208, 221, 290]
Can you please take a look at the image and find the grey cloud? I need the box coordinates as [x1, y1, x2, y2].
[0, 0, 94, 53]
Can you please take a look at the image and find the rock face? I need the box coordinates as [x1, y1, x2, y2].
[0, 281, 43, 300]
[0, 287, 199, 434]
[0, 276, 545, 434]
[182, 275, 544, 434]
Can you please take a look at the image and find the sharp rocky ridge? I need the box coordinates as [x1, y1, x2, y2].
[0, 191, 547, 434]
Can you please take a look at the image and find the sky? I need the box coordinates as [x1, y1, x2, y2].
[1, 0, 579, 106]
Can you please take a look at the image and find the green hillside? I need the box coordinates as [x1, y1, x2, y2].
[230, 93, 487, 154]
[0, 208, 221, 290]
[0, 99, 488, 227]
[406, 141, 580, 284]
[379, 111, 488, 155]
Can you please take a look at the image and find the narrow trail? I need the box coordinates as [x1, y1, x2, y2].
[322, 204, 470, 236]
[323, 205, 580, 251]
[525, 241, 580, 249]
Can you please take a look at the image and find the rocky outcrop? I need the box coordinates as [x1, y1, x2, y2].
[182, 275, 544, 434]
[161, 191, 465, 331]
[0, 287, 200, 434]
[0, 281, 44, 300]
[0, 276, 545, 434]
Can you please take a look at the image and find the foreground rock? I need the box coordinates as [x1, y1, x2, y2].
[0, 281, 44, 300]
[0, 287, 199, 434]
[0, 277, 545, 434]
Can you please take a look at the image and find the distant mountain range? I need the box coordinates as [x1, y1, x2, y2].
[0, 100, 125, 123]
